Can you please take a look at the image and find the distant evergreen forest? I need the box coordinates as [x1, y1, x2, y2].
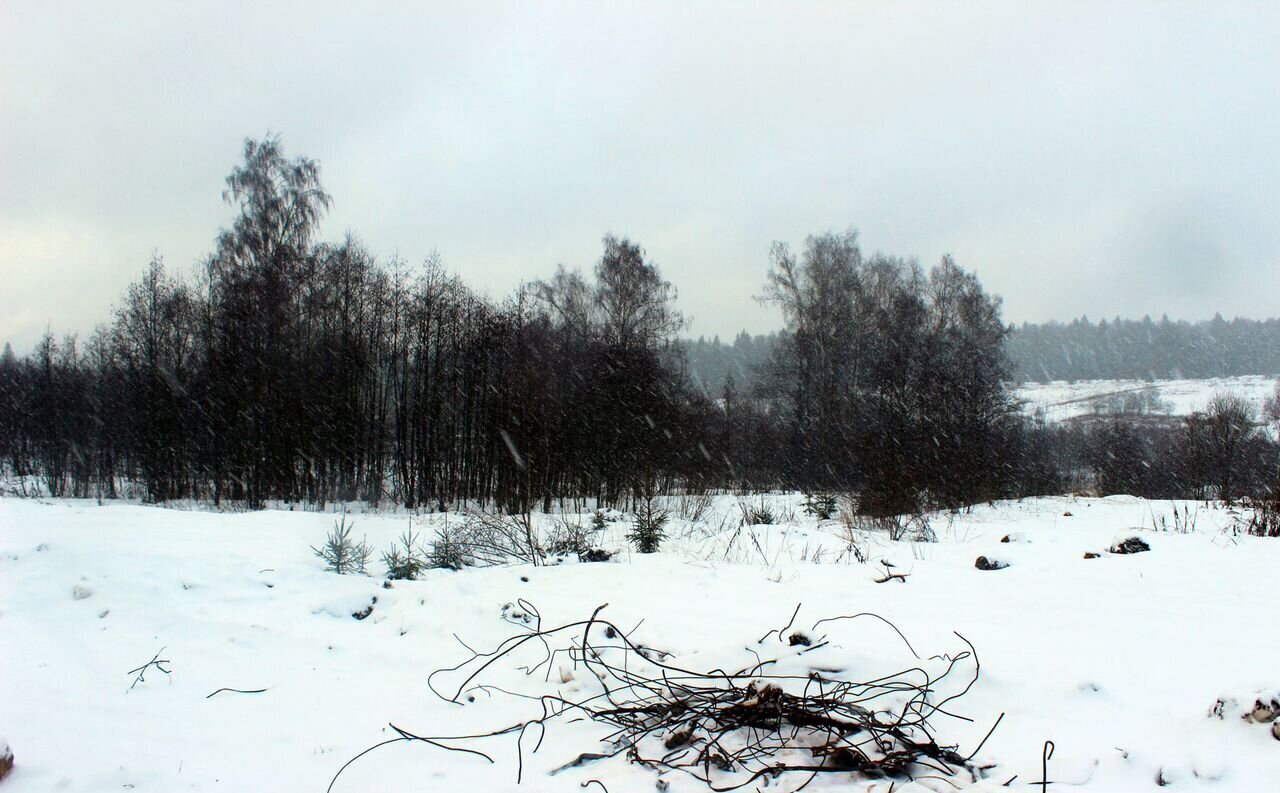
[683, 315, 1280, 392]
[681, 332, 781, 397]
[1006, 316, 1280, 382]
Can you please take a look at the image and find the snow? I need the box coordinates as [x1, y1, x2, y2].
[2, 495, 1279, 791]
[1014, 374, 1277, 424]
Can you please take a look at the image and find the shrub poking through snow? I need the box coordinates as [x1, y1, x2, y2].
[802, 492, 838, 520]
[312, 515, 372, 575]
[424, 513, 544, 569]
[461, 511, 544, 566]
[834, 500, 871, 563]
[422, 514, 542, 570]
[974, 555, 1008, 571]
[629, 493, 669, 553]
[1109, 536, 1150, 555]
[1238, 488, 1280, 538]
[844, 509, 936, 543]
[1150, 504, 1198, 534]
[739, 496, 776, 525]
[426, 526, 471, 570]
[906, 514, 938, 543]
[382, 527, 427, 580]
[674, 492, 714, 522]
[545, 517, 591, 557]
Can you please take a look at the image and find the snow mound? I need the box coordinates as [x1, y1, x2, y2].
[313, 591, 380, 620]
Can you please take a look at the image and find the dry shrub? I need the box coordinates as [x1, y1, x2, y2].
[675, 492, 714, 523]
[839, 497, 934, 543]
[738, 496, 776, 526]
[544, 517, 591, 557]
[428, 512, 544, 569]
[1239, 481, 1280, 538]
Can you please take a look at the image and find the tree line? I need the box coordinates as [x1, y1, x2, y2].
[1, 136, 1276, 513]
[1019, 391, 1280, 503]
[681, 332, 780, 398]
[684, 315, 1280, 394]
[1007, 315, 1280, 383]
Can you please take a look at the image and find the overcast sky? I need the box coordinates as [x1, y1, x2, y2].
[3, 1, 1278, 352]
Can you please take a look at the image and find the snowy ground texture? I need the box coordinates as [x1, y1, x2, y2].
[1014, 374, 1278, 424]
[2, 494, 1279, 792]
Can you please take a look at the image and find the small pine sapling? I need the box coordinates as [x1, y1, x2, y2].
[312, 514, 372, 575]
[382, 526, 427, 580]
[802, 492, 838, 520]
[426, 526, 471, 570]
[628, 495, 669, 554]
[740, 496, 775, 525]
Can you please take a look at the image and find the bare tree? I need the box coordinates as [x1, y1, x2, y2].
[1183, 392, 1257, 502]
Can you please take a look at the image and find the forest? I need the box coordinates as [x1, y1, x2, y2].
[1, 137, 1277, 512]
[1007, 315, 1280, 382]
[685, 317, 1280, 394]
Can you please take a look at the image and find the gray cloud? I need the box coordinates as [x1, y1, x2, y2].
[3, 1, 1278, 351]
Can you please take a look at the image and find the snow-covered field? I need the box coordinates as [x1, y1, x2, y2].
[1014, 375, 1278, 424]
[2, 495, 1278, 792]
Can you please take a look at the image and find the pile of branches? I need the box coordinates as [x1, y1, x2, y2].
[330, 603, 998, 791]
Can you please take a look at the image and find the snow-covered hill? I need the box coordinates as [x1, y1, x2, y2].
[1, 496, 1278, 792]
[1013, 375, 1278, 424]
